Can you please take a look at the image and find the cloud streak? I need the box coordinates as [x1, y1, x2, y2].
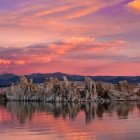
[0, 37, 139, 75]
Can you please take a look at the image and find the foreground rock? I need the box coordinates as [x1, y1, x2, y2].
[2, 76, 140, 102]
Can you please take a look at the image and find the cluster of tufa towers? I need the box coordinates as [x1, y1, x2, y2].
[6, 76, 97, 101]
[5, 75, 140, 101]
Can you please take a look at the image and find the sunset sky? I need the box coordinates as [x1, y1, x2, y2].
[0, 0, 140, 75]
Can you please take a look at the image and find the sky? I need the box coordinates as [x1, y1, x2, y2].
[0, 0, 140, 76]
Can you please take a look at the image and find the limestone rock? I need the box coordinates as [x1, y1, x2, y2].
[4, 75, 140, 102]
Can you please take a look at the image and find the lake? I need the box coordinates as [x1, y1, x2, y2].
[0, 101, 140, 140]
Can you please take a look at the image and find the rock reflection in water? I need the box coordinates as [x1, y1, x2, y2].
[2, 101, 140, 124]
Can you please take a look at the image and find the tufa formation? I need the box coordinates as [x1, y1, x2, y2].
[2, 76, 140, 102]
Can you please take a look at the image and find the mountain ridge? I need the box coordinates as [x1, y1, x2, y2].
[0, 72, 140, 87]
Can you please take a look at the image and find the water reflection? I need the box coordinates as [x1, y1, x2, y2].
[0, 101, 140, 124]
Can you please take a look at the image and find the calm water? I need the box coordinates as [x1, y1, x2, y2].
[0, 102, 140, 140]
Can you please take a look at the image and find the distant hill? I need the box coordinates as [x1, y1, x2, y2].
[0, 73, 19, 87]
[0, 72, 140, 87]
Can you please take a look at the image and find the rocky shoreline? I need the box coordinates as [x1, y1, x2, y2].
[0, 76, 140, 102]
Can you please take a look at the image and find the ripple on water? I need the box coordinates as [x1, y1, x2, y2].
[0, 102, 140, 140]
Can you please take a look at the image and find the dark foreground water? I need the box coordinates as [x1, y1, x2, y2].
[0, 102, 140, 140]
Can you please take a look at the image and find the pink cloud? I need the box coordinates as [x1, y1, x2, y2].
[0, 37, 139, 76]
[0, 0, 139, 75]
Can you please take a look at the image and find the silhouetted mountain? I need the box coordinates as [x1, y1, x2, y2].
[0, 74, 19, 87]
[0, 72, 140, 87]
